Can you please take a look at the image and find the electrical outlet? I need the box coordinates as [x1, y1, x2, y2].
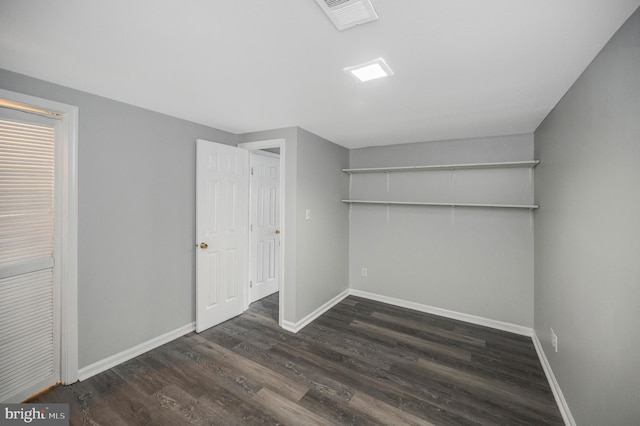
[551, 328, 558, 352]
[305, 209, 311, 220]
[361, 268, 367, 277]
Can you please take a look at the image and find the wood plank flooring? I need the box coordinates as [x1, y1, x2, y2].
[32, 294, 564, 425]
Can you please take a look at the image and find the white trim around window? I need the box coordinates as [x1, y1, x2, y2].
[0, 88, 79, 384]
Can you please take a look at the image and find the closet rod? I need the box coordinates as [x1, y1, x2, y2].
[343, 160, 539, 174]
[342, 200, 539, 210]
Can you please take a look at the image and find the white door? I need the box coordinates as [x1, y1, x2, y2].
[249, 151, 280, 303]
[196, 140, 249, 333]
[0, 108, 60, 403]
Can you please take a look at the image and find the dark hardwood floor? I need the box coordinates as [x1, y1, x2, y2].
[33, 294, 564, 425]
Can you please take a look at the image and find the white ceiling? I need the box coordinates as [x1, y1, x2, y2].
[1, 1, 638, 149]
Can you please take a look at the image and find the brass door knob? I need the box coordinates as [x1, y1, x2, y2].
[199, 242, 208, 249]
[275, 229, 280, 234]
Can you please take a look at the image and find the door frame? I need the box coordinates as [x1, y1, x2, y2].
[237, 139, 285, 328]
[0, 89, 79, 385]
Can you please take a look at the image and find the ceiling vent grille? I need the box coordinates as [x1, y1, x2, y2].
[314, 0, 379, 31]
[324, 0, 351, 8]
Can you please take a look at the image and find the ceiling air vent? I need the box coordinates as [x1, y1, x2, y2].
[314, 0, 379, 31]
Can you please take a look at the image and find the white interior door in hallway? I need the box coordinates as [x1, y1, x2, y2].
[196, 140, 249, 333]
[249, 151, 280, 303]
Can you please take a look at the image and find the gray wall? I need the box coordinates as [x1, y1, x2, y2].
[0, 65, 349, 367]
[534, 8, 640, 425]
[295, 128, 349, 320]
[239, 127, 350, 323]
[349, 134, 535, 326]
[0, 69, 237, 368]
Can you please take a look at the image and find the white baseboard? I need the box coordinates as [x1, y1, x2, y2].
[77, 322, 196, 381]
[532, 332, 575, 426]
[348, 289, 533, 336]
[281, 289, 350, 333]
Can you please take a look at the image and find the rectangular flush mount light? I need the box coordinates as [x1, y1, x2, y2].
[344, 57, 394, 82]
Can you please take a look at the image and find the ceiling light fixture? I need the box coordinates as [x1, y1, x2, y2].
[344, 58, 394, 82]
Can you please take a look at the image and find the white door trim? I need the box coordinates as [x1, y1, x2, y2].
[0, 88, 79, 385]
[251, 149, 280, 160]
[237, 139, 285, 328]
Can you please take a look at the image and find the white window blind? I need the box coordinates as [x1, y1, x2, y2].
[0, 113, 57, 403]
[0, 270, 54, 400]
[0, 118, 55, 269]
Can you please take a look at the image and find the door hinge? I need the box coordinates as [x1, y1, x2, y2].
[250, 280, 253, 288]
[251, 167, 254, 175]
[250, 224, 253, 231]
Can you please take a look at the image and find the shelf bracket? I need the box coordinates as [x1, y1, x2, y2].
[529, 167, 534, 194]
[450, 169, 456, 193]
[530, 210, 534, 235]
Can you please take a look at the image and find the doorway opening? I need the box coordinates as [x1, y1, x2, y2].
[248, 149, 280, 305]
[237, 139, 285, 328]
[196, 138, 286, 333]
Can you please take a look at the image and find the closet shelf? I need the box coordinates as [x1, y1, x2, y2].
[342, 200, 539, 210]
[342, 160, 539, 174]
